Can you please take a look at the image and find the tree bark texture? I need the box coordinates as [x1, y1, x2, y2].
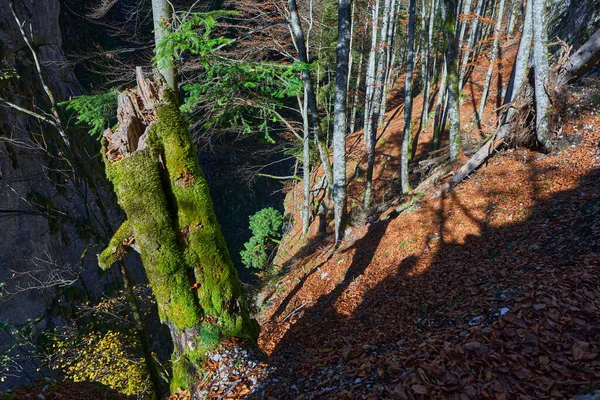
[333, 0, 352, 243]
[99, 69, 257, 391]
[478, 0, 507, 120]
[557, 28, 600, 85]
[288, 0, 334, 189]
[363, 0, 381, 146]
[459, 0, 486, 89]
[152, 0, 178, 99]
[532, 0, 551, 151]
[401, 0, 417, 194]
[443, 0, 461, 160]
[365, 0, 393, 209]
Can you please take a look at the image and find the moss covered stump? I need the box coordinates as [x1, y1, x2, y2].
[99, 68, 258, 392]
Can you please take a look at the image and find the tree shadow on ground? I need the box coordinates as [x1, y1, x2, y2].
[252, 167, 600, 399]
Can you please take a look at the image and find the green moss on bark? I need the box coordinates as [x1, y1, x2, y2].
[102, 75, 258, 391]
[103, 149, 201, 329]
[98, 220, 132, 270]
[148, 87, 258, 340]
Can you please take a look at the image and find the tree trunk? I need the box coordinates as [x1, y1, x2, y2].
[288, 0, 334, 189]
[421, 0, 438, 131]
[532, 0, 551, 151]
[333, 0, 352, 243]
[152, 0, 178, 100]
[379, 0, 398, 126]
[506, 0, 521, 38]
[401, 0, 417, 194]
[433, 60, 448, 150]
[349, 49, 365, 135]
[301, 89, 311, 236]
[502, 0, 532, 108]
[557, 28, 600, 85]
[478, 0, 507, 120]
[99, 69, 257, 391]
[459, 0, 486, 89]
[364, 0, 381, 145]
[443, 0, 461, 161]
[365, 0, 393, 209]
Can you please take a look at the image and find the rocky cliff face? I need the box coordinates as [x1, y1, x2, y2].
[551, 0, 600, 48]
[0, 0, 124, 390]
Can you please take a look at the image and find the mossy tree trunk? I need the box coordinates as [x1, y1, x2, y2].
[98, 68, 258, 392]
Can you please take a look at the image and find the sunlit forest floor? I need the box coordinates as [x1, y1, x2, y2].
[249, 76, 600, 399]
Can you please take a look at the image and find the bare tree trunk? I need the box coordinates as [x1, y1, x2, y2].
[350, 50, 365, 135]
[379, 0, 398, 126]
[478, 0, 507, 120]
[458, 0, 474, 50]
[301, 90, 311, 236]
[531, 0, 551, 151]
[288, 0, 334, 188]
[152, 0, 178, 101]
[365, 0, 393, 209]
[433, 60, 448, 149]
[333, 0, 353, 243]
[503, 0, 532, 107]
[557, 28, 600, 85]
[364, 0, 381, 145]
[444, 0, 461, 161]
[401, 0, 417, 194]
[459, 0, 486, 89]
[421, 0, 438, 131]
[506, 0, 521, 37]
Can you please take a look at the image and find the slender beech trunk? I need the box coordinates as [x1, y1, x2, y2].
[443, 0, 461, 160]
[401, 0, 417, 194]
[421, 0, 438, 131]
[333, 0, 352, 243]
[301, 89, 311, 236]
[458, 0, 474, 45]
[433, 60, 448, 149]
[531, 0, 551, 151]
[99, 70, 257, 391]
[152, 0, 178, 101]
[478, 0, 507, 120]
[459, 0, 486, 89]
[288, 0, 334, 188]
[364, 0, 381, 145]
[503, 0, 532, 108]
[364, 0, 393, 209]
[350, 50, 365, 135]
[506, 0, 520, 37]
[379, 0, 398, 126]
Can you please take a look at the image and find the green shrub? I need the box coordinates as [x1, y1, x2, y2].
[240, 208, 283, 270]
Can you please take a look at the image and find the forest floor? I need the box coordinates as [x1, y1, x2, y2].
[229, 54, 600, 399]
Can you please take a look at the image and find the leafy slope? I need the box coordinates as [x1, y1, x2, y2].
[252, 76, 600, 398]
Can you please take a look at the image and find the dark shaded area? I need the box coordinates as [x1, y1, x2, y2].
[253, 167, 600, 398]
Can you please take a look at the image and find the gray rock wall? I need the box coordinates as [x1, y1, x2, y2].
[0, 0, 125, 390]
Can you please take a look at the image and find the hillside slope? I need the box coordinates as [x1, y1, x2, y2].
[251, 76, 600, 399]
